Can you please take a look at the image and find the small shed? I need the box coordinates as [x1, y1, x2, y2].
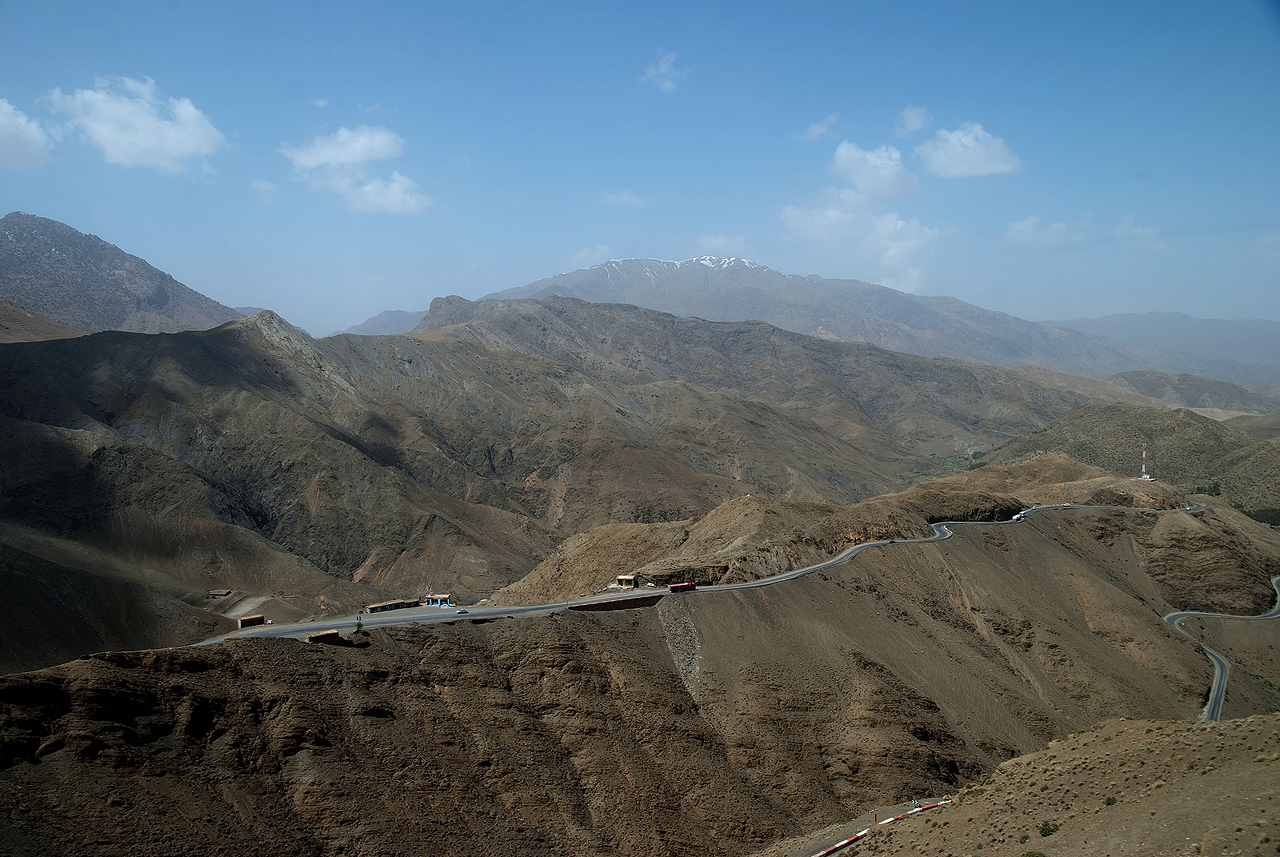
[238, 614, 266, 629]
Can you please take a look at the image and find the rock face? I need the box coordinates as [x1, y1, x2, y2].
[0, 212, 241, 334]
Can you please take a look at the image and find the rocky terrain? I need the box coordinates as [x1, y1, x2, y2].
[3, 464, 1275, 855]
[0, 212, 242, 334]
[756, 714, 1279, 857]
[0, 294, 1200, 673]
[498, 457, 1280, 618]
[985, 404, 1280, 516]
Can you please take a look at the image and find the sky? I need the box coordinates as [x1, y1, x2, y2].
[2, 1, 1279, 336]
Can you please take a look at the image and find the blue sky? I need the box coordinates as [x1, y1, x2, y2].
[2, 1, 1278, 335]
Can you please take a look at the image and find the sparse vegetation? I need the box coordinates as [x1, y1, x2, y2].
[1039, 821, 1060, 837]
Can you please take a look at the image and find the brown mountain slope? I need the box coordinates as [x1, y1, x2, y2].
[0, 212, 241, 334]
[0, 504, 1227, 856]
[985, 403, 1280, 514]
[757, 714, 1280, 857]
[416, 294, 1165, 458]
[497, 458, 1280, 617]
[1108, 369, 1280, 417]
[0, 301, 1244, 675]
[0, 297, 85, 343]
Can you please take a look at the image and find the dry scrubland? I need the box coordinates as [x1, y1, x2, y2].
[1, 460, 1278, 855]
[756, 714, 1280, 857]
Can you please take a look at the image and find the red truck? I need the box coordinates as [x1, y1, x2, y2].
[667, 582, 697, 593]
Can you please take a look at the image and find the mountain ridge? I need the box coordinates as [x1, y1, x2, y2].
[0, 211, 242, 334]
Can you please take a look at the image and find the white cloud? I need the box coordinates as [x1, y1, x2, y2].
[567, 245, 613, 269]
[1005, 214, 1087, 246]
[0, 99, 54, 169]
[344, 171, 429, 214]
[641, 50, 689, 92]
[799, 114, 839, 141]
[695, 234, 751, 257]
[830, 141, 919, 202]
[278, 125, 430, 214]
[47, 76, 224, 173]
[914, 121, 1022, 177]
[894, 106, 930, 137]
[251, 178, 277, 203]
[278, 125, 403, 170]
[1113, 216, 1166, 251]
[601, 188, 644, 207]
[310, 98, 328, 108]
[781, 200, 938, 291]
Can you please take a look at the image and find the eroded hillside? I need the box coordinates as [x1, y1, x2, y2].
[0, 302, 1186, 673]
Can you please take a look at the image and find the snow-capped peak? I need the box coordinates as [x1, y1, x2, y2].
[687, 256, 758, 270]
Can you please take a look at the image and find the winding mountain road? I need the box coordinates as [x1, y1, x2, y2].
[209, 500, 1280, 723]
[1163, 575, 1280, 722]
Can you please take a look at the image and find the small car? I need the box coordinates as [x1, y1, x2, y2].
[455, 608, 469, 614]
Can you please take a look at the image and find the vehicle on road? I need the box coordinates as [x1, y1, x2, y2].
[668, 582, 696, 592]
[455, 608, 469, 614]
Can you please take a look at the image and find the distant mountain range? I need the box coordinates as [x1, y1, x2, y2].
[344, 256, 1280, 388]
[0, 211, 242, 334]
[1046, 311, 1280, 369]
[485, 257, 1280, 386]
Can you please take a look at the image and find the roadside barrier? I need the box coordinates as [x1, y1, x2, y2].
[807, 799, 953, 856]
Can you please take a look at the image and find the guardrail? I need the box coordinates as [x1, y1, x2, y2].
[807, 799, 953, 856]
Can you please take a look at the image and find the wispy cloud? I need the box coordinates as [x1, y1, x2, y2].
[567, 245, 613, 268]
[47, 76, 225, 174]
[894, 106, 930, 137]
[831, 141, 919, 203]
[278, 125, 430, 214]
[641, 50, 689, 92]
[781, 202, 938, 291]
[782, 137, 935, 289]
[601, 188, 644, 207]
[914, 121, 1022, 177]
[0, 99, 54, 169]
[1005, 214, 1087, 246]
[798, 114, 839, 141]
[310, 98, 328, 108]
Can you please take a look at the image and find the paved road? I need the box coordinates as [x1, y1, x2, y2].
[206, 502, 1162, 644]
[1163, 575, 1280, 722]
